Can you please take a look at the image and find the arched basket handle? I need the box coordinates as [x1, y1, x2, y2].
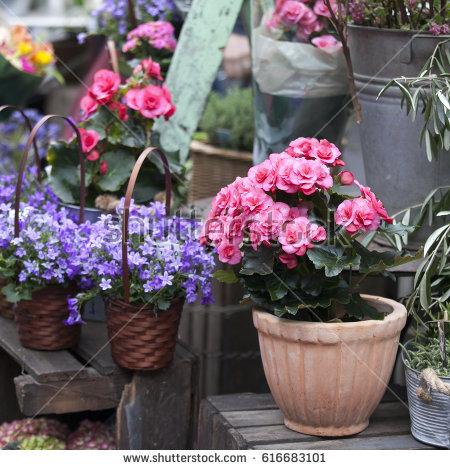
[122, 146, 172, 304]
[15, 114, 86, 238]
[0, 105, 42, 184]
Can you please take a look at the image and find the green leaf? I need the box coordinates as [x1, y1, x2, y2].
[424, 225, 449, 256]
[1, 283, 20, 303]
[96, 150, 136, 192]
[380, 222, 415, 237]
[47, 141, 81, 204]
[240, 245, 274, 276]
[354, 241, 423, 274]
[306, 246, 361, 277]
[156, 298, 170, 311]
[84, 106, 113, 140]
[265, 274, 288, 301]
[213, 269, 238, 284]
[425, 129, 433, 162]
[345, 294, 384, 321]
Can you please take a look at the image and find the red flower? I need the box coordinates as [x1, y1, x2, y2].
[80, 95, 98, 120]
[125, 85, 169, 119]
[78, 128, 99, 153]
[100, 161, 107, 175]
[89, 69, 121, 105]
[86, 150, 100, 161]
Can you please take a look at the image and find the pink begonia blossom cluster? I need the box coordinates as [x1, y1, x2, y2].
[122, 21, 177, 54]
[77, 57, 175, 173]
[265, 0, 342, 47]
[201, 137, 392, 269]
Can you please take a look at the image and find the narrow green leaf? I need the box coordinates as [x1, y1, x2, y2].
[437, 90, 450, 110]
[424, 225, 449, 256]
[425, 130, 433, 162]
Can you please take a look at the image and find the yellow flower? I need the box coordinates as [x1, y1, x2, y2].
[18, 41, 33, 55]
[33, 50, 53, 66]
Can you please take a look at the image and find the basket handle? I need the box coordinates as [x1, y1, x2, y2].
[0, 105, 42, 184]
[14, 114, 86, 238]
[122, 147, 172, 304]
[127, 0, 138, 30]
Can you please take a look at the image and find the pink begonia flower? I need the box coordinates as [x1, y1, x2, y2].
[298, 5, 318, 25]
[275, 0, 287, 13]
[280, 1, 308, 25]
[226, 184, 243, 217]
[314, 160, 334, 189]
[296, 14, 323, 41]
[335, 198, 380, 234]
[313, 0, 336, 17]
[126, 85, 169, 119]
[279, 216, 325, 256]
[78, 128, 99, 153]
[86, 149, 100, 162]
[309, 139, 344, 166]
[89, 69, 120, 105]
[355, 181, 393, 223]
[286, 137, 319, 158]
[311, 34, 341, 48]
[250, 202, 290, 249]
[339, 171, 354, 185]
[217, 239, 242, 265]
[289, 202, 312, 219]
[279, 253, 298, 269]
[241, 187, 273, 213]
[100, 161, 107, 175]
[80, 95, 98, 120]
[265, 13, 282, 31]
[161, 84, 176, 119]
[271, 153, 299, 193]
[107, 101, 129, 121]
[248, 159, 276, 192]
[290, 158, 318, 195]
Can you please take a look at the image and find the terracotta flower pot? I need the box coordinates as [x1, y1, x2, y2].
[253, 294, 407, 437]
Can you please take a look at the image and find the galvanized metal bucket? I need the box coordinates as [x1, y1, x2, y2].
[402, 343, 450, 449]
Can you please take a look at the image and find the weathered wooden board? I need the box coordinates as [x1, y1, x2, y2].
[197, 393, 434, 450]
[14, 369, 130, 416]
[116, 342, 198, 450]
[252, 435, 432, 450]
[152, 0, 244, 163]
[0, 317, 91, 383]
[73, 321, 122, 376]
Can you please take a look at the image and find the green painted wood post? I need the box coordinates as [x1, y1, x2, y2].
[152, 0, 244, 164]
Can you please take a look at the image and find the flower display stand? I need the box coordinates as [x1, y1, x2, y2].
[0, 316, 198, 450]
[197, 393, 434, 450]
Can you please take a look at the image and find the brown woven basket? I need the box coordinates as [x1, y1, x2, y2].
[16, 286, 81, 350]
[104, 147, 183, 371]
[105, 297, 184, 370]
[188, 140, 253, 202]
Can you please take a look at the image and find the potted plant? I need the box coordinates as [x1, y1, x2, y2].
[47, 56, 180, 219]
[200, 136, 420, 436]
[64, 148, 215, 370]
[0, 25, 63, 113]
[251, 0, 350, 164]
[189, 87, 254, 202]
[401, 306, 450, 448]
[0, 165, 59, 320]
[324, 1, 450, 222]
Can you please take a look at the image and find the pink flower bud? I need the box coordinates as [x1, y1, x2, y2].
[339, 171, 354, 185]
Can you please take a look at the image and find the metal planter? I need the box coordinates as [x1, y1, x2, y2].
[402, 345, 450, 448]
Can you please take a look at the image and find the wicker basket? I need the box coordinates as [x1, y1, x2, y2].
[104, 146, 184, 371]
[188, 140, 253, 202]
[105, 297, 184, 371]
[16, 286, 81, 350]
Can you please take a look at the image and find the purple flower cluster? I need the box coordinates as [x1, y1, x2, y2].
[91, 0, 177, 36]
[0, 205, 95, 313]
[66, 200, 215, 325]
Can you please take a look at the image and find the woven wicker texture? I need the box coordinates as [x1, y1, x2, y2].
[16, 286, 81, 350]
[105, 297, 184, 371]
[188, 141, 253, 202]
[0, 279, 15, 319]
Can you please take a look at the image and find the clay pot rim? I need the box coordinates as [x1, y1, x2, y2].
[253, 294, 406, 331]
